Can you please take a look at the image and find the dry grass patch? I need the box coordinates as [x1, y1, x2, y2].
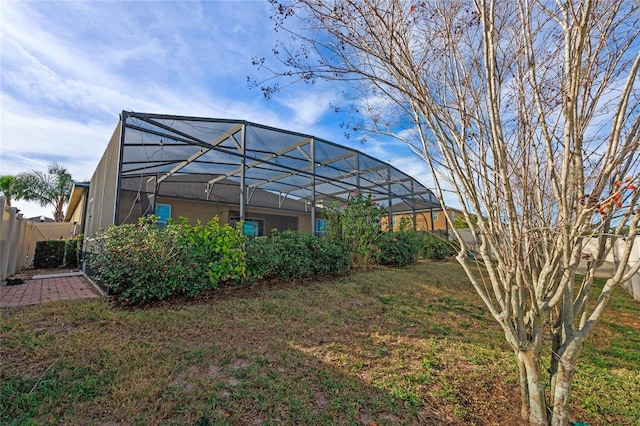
[1, 261, 638, 425]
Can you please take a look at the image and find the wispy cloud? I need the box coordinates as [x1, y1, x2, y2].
[0, 0, 436, 219]
[275, 88, 341, 128]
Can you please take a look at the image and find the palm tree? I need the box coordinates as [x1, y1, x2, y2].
[14, 162, 73, 222]
[0, 175, 18, 206]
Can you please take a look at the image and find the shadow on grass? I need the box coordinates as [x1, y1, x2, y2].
[1, 261, 637, 425]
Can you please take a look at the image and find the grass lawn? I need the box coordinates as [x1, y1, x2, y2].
[1, 261, 639, 425]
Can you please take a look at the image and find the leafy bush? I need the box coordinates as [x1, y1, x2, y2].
[377, 231, 421, 266]
[64, 235, 82, 268]
[174, 217, 247, 295]
[33, 240, 65, 268]
[421, 233, 456, 260]
[33, 235, 82, 268]
[301, 233, 351, 276]
[89, 217, 246, 303]
[324, 191, 386, 266]
[246, 230, 350, 280]
[453, 214, 477, 228]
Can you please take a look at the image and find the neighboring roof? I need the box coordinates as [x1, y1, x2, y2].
[392, 202, 464, 215]
[26, 216, 54, 222]
[64, 181, 90, 222]
[117, 112, 438, 216]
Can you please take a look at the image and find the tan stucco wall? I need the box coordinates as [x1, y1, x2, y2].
[68, 196, 85, 231]
[158, 197, 230, 225]
[84, 122, 122, 252]
[392, 209, 464, 232]
[232, 206, 313, 234]
[116, 192, 313, 235]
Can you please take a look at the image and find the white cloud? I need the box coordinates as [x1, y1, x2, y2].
[0, 99, 115, 179]
[270, 80, 344, 128]
[0, 0, 435, 218]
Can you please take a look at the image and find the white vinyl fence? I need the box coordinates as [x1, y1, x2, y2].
[456, 228, 640, 301]
[1, 196, 76, 281]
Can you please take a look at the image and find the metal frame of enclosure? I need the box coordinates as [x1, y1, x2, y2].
[83, 111, 438, 243]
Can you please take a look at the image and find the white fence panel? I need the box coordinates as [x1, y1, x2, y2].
[1, 196, 75, 281]
[1, 196, 28, 281]
[455, 228, 640, 301]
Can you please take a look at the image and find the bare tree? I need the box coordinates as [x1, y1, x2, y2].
[254, 1, 640, 424]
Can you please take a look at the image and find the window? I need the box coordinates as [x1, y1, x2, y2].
[315, 219, 329, 235]
[243, 220, 260, 237]
[432, 211, 439, 220]
[230, 217, 264, 237]
[155, 203, 171, 225]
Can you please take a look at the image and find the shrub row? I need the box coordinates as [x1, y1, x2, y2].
[33, 236, 82, 269]
[89, 215, 456, 304]
[90, 218, 353, 303]
[376, 231, 456, 265]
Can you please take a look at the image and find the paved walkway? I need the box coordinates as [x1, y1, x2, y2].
[0, 273, 101, 308]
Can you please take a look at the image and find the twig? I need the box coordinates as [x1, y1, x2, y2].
[30, 357, 61, 393]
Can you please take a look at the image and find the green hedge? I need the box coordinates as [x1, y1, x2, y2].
[245, 230, 351, 280]
[33, 236, 82, 269]
[89, 217, 246, 303]
[87, 215, 457, 305]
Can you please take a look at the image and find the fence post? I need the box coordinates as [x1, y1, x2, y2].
[625, 236, 640, 301]
[16, 220, 32, 271]
[2, 206, 19, 281]
[8, 213, 24, 277]
[0, 196, 7, 281]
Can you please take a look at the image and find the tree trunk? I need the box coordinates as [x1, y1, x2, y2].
[55, 198, 65, 222]
[518, 350, 548, 426]
[517, 354, 530, 421]
[550, 349, 579, 426]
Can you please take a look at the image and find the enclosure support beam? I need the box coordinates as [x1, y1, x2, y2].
[208, 137, 312, 186]
[310, 138, 316, 233]
[279, 162, 385, 195]
[157, 147, 210, 185]
[155, 123, 243, 185]
[278, 192, 288, 209]
[411, 180, 416, 231]
[145, 176, 157, 215]
[355, 154, 360, 189]
[387, 166, 393, 231]
[240, 124, 247, 221]
[248, 151, 356, 190]
[429, 192, 435, 232]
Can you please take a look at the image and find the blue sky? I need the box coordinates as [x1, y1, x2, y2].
[1, 0, 430, 219]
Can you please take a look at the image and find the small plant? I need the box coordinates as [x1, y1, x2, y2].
[324, 191, 386, 267]
[420, 233, 455, 260]
[377, 231, 420, 266]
